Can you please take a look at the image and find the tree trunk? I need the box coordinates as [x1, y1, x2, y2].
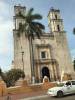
[29, 37, 35, 83]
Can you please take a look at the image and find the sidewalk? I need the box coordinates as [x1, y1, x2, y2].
[21, 94, 48, 100]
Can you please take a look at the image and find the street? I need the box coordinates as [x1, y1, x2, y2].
[0, 94, 75, 100]
[33, 94, 75, 100]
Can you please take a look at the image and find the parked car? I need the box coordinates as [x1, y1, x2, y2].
[47, 80, 75, 97]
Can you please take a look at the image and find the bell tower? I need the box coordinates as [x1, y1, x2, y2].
[13, 5, 31, 82]
[48, 8, 74, 76]
[48, 7, 64, 33]
[48, 7, 67, 45]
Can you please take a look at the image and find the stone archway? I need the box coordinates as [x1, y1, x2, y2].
[42, 67, 50, 81]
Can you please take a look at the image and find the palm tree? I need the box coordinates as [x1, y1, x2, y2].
[16, 8, 45, 83]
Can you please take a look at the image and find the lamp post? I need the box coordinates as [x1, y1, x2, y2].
[21, 51, 24, 71]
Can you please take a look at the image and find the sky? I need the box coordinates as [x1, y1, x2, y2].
[0, 0, 75, 71]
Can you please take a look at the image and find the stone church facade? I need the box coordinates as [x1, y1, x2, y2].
[13, 5, 74, 83]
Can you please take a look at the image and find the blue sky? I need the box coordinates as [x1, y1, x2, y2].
[0, 0, 75, 71]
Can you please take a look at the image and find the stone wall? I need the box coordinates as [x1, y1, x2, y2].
[0, 80, 7, 96]
[7, 79, 56, 95]
[0, 78, 56, 97]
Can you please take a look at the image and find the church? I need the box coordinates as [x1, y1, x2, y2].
[13, 5, 74, 83]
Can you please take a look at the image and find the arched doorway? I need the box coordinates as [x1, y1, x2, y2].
[42, 67, 50, 81]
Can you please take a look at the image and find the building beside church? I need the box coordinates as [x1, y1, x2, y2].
[13, 5, 74, 83]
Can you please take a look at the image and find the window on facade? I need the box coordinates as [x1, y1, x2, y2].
[41, 51, 46, 59]
[55, 14, 57, 19]
[57, 25, 60, 31]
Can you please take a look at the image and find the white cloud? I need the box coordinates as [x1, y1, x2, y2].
[0, 1, 13, 55]
[0, 1, 10, 17]
[0, 0, 14, 71]
[0, 17, 13, 55]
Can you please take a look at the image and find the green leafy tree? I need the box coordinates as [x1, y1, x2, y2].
[0, 68, 6, 80]
[16, 8, 45, 81]
[0, 68, 25, 87]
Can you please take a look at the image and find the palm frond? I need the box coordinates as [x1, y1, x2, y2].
[30, 23, 43, 38]
[32, 22, 45, 30]
[16, 11, 25, 19]
[27, 8, 34, 16]
[30, 14, 42, 20]
[36, 27, 43, 38]
[16, 7, 45, 39]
